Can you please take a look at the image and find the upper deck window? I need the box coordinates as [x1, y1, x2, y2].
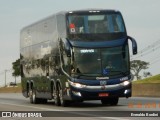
[67, 12, 125, 37]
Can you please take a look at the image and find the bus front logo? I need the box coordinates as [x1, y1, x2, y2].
[100, 81, 107, 86]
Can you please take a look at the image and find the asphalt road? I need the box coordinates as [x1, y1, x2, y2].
[0, 93, 160, 120]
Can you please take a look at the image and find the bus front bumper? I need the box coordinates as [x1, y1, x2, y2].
[67, 81, 131, 101]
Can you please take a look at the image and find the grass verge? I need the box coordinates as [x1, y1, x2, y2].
[0, 83, 21, 93]
[133, 74, 160, 84]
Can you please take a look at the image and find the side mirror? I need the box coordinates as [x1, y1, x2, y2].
[128, 36, 137, 55]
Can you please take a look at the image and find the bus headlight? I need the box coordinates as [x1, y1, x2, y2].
[69, 81, 86, 88]
[123, 81, 130, 86]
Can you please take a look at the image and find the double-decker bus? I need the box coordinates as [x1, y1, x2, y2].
[20, 9, 137, 106]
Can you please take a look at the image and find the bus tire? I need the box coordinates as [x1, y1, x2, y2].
[110, 97, 119, 106]
[101, 98, 109, 105]
[29, 88, 34, 103]
[54, 84, 61, 106]
[101, 97, 119, 106]
[58, 85, 70, 107]
[29, 88, 39, 104]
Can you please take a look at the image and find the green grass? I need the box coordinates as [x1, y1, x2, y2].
[133, 74, 160, 84]
[0, 83, 21, 93]
[16, 83, 21, 87]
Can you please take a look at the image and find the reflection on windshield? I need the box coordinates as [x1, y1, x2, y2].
[67, 13, 126, 40]
[73, 49, 101, 75]
[72, 46, 129, 78]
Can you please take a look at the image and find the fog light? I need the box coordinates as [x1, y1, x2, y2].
[124, 90, 128, 94]
[124, 89, 131, 98]
[72, 91, 81, 97]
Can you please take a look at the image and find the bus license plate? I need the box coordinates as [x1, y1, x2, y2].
[99, 93, 109, 97]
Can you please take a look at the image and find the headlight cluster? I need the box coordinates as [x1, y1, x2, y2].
[122, 81, 130, 86]
[69, 81, 86, 88]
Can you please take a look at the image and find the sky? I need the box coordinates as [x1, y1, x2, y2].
[0, 0, 160, 85]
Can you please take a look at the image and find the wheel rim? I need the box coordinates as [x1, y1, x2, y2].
[54, 85, 60, 106]
[32, 90, 36, 103]
[54, 90, 58, 104]
[29, 89, 33, 103]
[59, 86, 63, 105]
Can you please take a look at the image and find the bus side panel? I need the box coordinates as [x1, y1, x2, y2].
[20, 15, 61, 99]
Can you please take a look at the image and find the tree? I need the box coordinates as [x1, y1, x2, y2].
[12, 58, 20, 83]
[143, 71, 152, 78]
[130, 60, 149, 80]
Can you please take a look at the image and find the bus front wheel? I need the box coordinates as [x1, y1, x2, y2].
[54, 84, 61, 106]
[58, 85, 70, 107]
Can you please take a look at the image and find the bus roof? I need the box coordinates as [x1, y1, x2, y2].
[66, 9, 119, 14]
[21, 9, 120, 31]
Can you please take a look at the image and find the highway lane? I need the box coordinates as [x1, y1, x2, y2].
[0, 93, 160, 120]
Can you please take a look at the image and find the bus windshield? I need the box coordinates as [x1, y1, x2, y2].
[67, 12, 126, 41]
[72, 45, 129, 78]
